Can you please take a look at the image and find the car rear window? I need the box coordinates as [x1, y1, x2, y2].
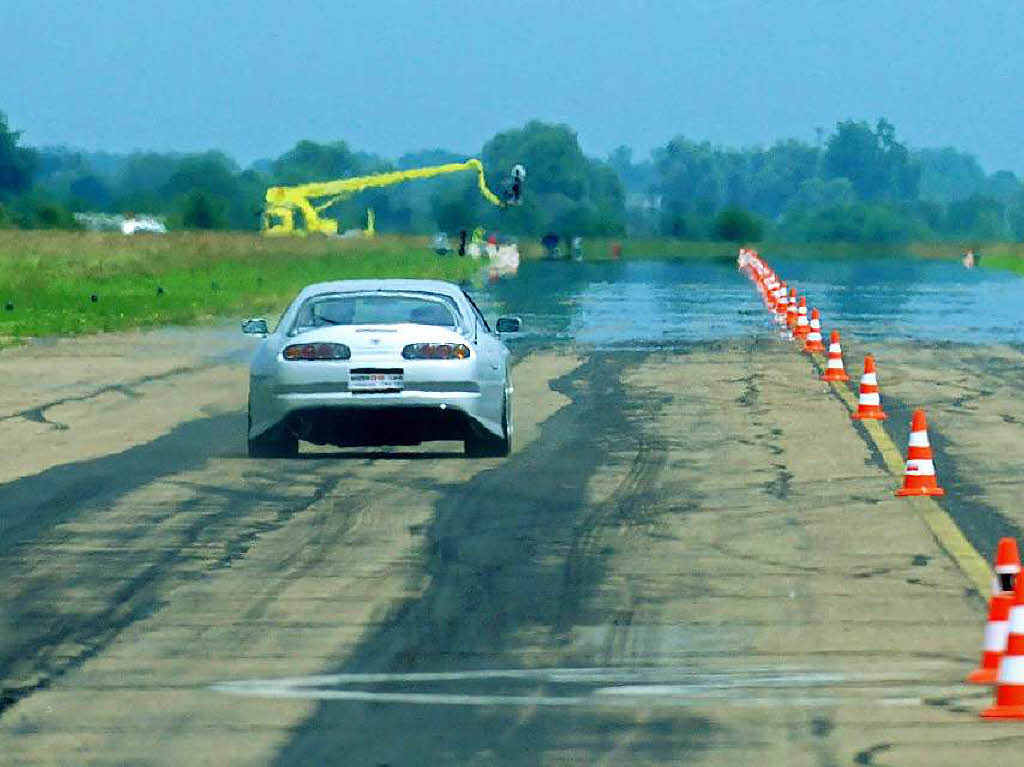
[291, 293, 459, 332]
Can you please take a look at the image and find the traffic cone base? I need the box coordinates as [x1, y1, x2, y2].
[851, 409, 887, 421]
[981, 706, 1024, 719]
[982, 662, 1024, 718]
[969, 667, 999, 685]
[895, 484, 945, 497]
[820, 370, 849, 381]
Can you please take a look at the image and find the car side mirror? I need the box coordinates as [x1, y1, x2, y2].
[495, 316, 521, 334]
[241, 318, 269, 336]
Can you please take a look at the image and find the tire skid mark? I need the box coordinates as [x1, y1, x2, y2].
[853, 742, 893, 765]
[0, 414, 242, 556]
[557, 429, 668, 636]
[0, 458, 362, 719]
[274, 351, 719, 765]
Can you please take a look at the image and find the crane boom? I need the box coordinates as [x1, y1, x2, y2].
[262, 158, 514, 236]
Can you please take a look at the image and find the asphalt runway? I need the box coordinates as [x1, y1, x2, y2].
[4, 262, 1024, 764]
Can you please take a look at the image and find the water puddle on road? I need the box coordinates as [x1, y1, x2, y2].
[479, 256, 1024, 348]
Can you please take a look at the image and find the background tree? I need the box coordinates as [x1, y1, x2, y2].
[271, 140, 363, 185]
[823, 118, 919, 201]
[711, 206, 763, 242]
[746, 139, 820, 217]
[177, 190, 228, 230]
[5, 104, 1024, 241]
[0, 111, 36, 196]
[916, 147, 985, 203]
[481, 121, 626, 236]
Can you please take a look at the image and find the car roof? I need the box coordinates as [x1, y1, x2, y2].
[296, 279, 466, 301]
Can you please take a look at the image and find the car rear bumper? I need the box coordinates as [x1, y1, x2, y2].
[280, 405, 476, 447]
[249, 387, 502, 445]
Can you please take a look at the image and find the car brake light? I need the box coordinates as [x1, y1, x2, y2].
[283, 343, 351, 360]
[402, 343, 471, 360]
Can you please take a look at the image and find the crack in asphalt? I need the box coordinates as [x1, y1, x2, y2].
[0, 364, 211, 430]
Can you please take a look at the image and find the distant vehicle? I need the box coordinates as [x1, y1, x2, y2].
[242, 279, 521, 457]
[121, 215, 166, 235]
[72, 212, 166, 234]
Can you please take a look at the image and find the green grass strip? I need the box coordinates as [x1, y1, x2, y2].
[0, 232, 479, 341]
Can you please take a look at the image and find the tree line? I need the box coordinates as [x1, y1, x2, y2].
[2, 109, 1023, 242]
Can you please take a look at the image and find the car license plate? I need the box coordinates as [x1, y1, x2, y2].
[349, 370, 403, 392]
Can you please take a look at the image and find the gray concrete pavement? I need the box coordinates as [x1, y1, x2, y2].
[1, 329, 1023, 764]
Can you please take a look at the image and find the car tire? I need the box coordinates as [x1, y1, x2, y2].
[247, 403, 299, 458]
[464, 389, 511, 458]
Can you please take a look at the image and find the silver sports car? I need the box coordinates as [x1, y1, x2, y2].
[241, 279, 520, 457]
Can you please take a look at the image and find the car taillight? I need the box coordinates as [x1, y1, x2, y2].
[402, 343, 471, 360]
[283, 343, 351, 361]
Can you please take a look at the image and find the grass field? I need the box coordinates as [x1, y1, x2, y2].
[0, 232, 479, 341]
[915, 242, 1024, 275]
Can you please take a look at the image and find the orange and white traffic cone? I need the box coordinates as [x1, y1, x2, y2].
[969, 594, 1014, 685]
[994, 538, 1022, 595]
[763, 276, 778, 311]
[968, 538, 1022, 684]
[982, 576, 1024, 718]
[895, 409, 945, 497]
[803, 309, 825, 352]
[794, 297, 810, 338]
[786, 289, 799, 329]
[850, 356, 887, 420]
[820, 331, 849, 381]
[774, 283, 789, 320]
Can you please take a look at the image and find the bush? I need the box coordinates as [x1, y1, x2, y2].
[0, 196, 81, 230]
[781, 202, 930, 242]
[711, 206, 763, 242]
[178, 190, 229, 230]
[33, 202, 79, 229]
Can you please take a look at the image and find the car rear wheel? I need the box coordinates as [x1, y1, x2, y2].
[247, 402, 299, 458]
[464, 389, 511, 458]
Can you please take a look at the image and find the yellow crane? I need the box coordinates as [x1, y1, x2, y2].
[262, 159, 524, 236]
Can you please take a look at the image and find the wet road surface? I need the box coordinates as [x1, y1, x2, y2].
[4, 256, 1024, 764]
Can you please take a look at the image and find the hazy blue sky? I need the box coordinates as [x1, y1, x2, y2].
[3, 0, 1021, 171]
